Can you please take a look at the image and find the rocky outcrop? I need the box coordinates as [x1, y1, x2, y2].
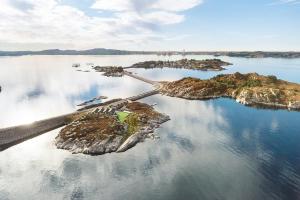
[55, 101, 170, 155]
[77, 96, 108, 107]
[159, 73, 300, 111]
[116, 117, 169, 152]
[93, 66, 124, 77]
[128, 59, 232, 71]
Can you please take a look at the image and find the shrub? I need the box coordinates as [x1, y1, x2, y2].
[125, 113, 139, 135]
[267, 75, 278, 84]
[241, 79, 262, 88]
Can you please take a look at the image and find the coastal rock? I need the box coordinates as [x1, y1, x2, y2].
[117, 115, 170, 152]
[116, 132, 142, 152]
[288, 101, 300, 110]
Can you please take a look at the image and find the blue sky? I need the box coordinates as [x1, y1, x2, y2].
[0, 0, 299, 51]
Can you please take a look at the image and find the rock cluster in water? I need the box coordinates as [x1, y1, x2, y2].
[55, 101, 170, 155]
[129, 59, 232, 71]
[158, 72, 300, 111]
[93, 66, 124, 77]
[77, 96, 108, 107]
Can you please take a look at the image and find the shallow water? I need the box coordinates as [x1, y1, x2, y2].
[0, 55, 300, 200]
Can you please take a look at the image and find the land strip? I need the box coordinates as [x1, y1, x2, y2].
[1, 49, 300, 58]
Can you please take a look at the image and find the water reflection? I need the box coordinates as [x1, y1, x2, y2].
[0, 56, 154, 127]
[0, 55, 300, 199]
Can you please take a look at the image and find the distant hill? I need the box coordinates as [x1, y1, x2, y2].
[0, 48, 299, 58]
[0, 48, 150, 56]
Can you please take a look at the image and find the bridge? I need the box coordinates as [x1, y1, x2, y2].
[0, 114, 70, 151]
[123, 71, 157, 85]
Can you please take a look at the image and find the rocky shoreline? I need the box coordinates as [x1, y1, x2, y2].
[55, 101, 170, 155]
[158, 73, 300, 111]
[128, 59, 232, 71]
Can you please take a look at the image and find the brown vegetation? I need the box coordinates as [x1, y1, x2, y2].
[159, 72, 300, 110]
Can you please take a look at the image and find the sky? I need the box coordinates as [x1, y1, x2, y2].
[0, 0, 299, 51]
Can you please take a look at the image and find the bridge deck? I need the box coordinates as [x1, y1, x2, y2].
[123, 71, 157, 85]
[0, 114, 70, 151]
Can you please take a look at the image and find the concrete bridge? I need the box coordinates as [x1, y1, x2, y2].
[0, 114, 70, 151]
[127, 90, 159, 101]
[123, 71, 157, 85]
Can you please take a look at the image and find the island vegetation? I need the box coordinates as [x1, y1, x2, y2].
[158, 72, 300, 110]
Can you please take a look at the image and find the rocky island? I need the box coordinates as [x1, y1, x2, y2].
[91, 59, 232, 77]
[158, 72, 300, 110]
[93, 66, 124, 77]
[55, 101, 170, 155]
[127, 59, 232, 71]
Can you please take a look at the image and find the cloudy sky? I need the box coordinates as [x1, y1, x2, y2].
[0, 0, 299, 51]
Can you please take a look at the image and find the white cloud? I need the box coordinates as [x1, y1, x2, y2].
[92, 0, 202, 12]
[269, 0, 300, 5]
[0, 0, 202, 50]
[151, 0, 202, 11]
[91, 0, 133, 11]
[280, 0, 300, 4]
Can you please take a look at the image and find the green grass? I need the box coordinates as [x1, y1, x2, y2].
[121, 113, 140, 143]
[117, 111, 130, 123]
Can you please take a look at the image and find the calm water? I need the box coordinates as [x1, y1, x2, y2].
[0, 55, 300, 200]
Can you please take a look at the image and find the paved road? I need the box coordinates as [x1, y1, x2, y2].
[0, 114, 70, 151]
[127, 90, 159, 101]
[123, 71, 157, 85]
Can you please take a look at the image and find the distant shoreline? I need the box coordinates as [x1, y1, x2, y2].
[0, 48, 300, 58]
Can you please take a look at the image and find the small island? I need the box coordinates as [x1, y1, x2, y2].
[158, 72, 300, 110]
[93, 66, 124, 77]
[55, 101, 170, 155]
[127, 59, 232, 71]
[91, 59, 232, 77]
